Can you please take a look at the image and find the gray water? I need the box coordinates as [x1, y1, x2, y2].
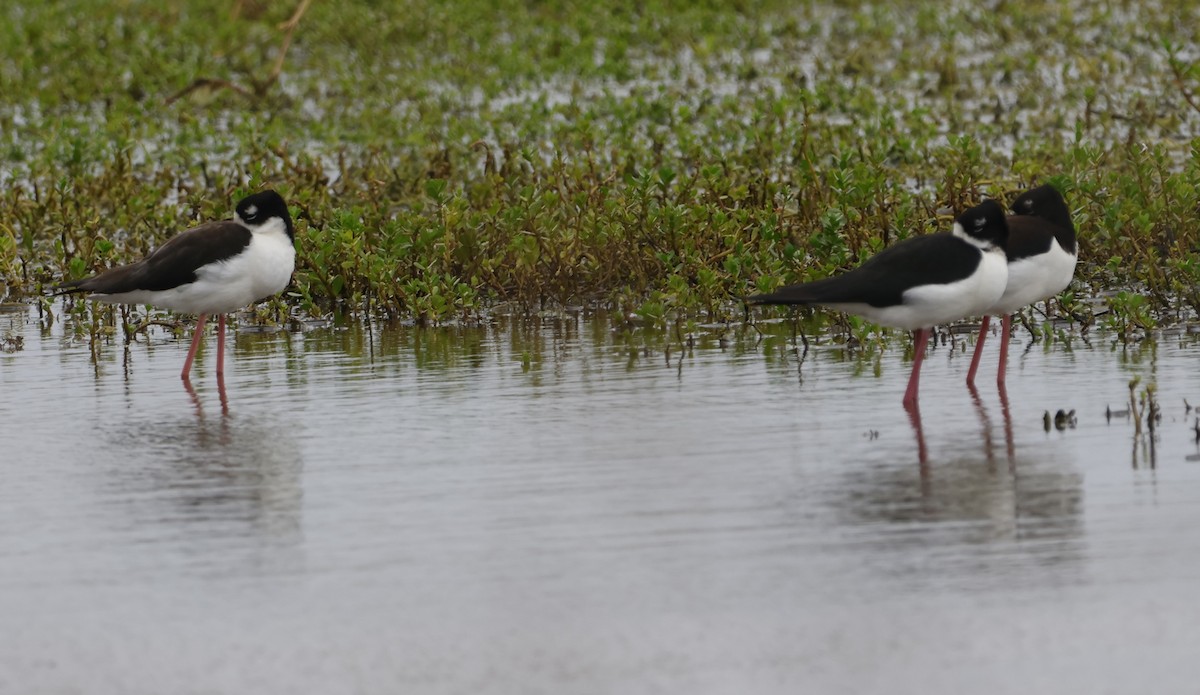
[2, 304, 1200, 694]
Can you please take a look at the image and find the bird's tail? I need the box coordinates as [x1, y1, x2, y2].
[743, 283, 825, 306]
[52, 278, 91, 296]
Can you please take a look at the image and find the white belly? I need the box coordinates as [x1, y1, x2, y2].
[986, 241, 1077, 315]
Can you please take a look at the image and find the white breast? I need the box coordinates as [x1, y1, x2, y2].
[186, 229, 296, 314]
[986, 240, 1077, 315]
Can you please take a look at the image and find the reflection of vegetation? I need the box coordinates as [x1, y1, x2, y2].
[4, 1, 1200, 340]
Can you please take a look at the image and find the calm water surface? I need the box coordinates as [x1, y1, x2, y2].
[3, 306, 1200, 694]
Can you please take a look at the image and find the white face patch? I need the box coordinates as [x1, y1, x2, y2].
[951, 221, 998, 251]
[248, 215, 288, 236]
[244, 204, 258, 218]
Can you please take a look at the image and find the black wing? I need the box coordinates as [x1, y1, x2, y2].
[58, 221, 252, 294]
[746, 233, 982, 308]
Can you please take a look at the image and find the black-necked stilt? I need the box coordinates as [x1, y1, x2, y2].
[747, 199, 1010, 408]
[57, 190, 296, 382]
[966, 184, 1076, 387]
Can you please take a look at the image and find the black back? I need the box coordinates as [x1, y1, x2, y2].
[746, 199, 1008, 308]
[57, 221, 253, 294]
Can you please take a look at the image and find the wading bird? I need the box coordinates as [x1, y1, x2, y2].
[965, 184, 1076, 388]
[57, 190, 296, 382]
[746, 199, 1010, 408]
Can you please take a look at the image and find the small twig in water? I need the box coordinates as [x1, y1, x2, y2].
[133, 319, 185, 335]
[1129, 377, 1142, 435]
[1017, 312, 1039, 342]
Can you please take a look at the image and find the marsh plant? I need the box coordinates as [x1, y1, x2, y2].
[2, 0, 1200, 340]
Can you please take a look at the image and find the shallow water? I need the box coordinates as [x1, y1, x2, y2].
[3, 306, 1200, 694]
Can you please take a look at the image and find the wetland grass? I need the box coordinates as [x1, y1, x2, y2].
[2, 0, 1200, 344]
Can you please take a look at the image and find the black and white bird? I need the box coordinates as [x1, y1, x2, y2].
[57, 190, 296, 382]
[746, 199, 1010, 408]
[965, 184, 1076, 388]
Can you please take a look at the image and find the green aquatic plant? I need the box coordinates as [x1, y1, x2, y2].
[0, 0, 1199, 342]
[1105, 291, 1157, 341]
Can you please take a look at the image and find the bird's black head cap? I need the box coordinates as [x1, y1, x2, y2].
[955, 199, 1009, 251]
[236, 189, 294, 240]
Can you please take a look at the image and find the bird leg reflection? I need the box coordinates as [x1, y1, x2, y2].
[904, 399, 929, 471]
[217, 369, 230, 417]
[968, 383, 996, 469]
[184, 376, 204, 419]
[183, 367, 231, 419]
[997, 381, 1015, 464]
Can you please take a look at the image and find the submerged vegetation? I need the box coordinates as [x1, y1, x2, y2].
[2, 0, 1200, 338]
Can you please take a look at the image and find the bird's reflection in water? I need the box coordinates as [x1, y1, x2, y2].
[97, 387, 305, 577]
[904, 400, 929, 471]
[968, 383, 1017, 473]
[842, 390, 1085, 589]
[997, 383, 1016, 462]
[183, 373, 229, 420]
[905, 385, 1018, 476]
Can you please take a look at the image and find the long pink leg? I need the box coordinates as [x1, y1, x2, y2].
[997, 313, 1012, 387]
[181, 314, 208, 381]
[903, 328, 931, 409]
[966, 315, 990, 387]
[216, 314, 226, 378]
